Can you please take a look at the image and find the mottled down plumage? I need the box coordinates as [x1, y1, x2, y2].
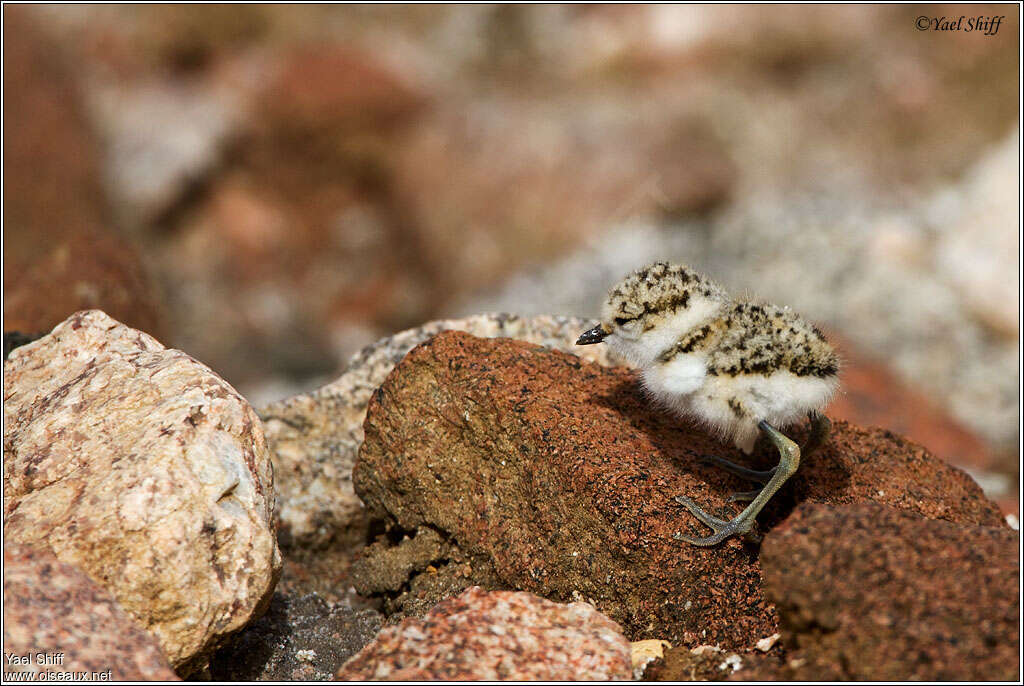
[581, 262, 839, 453]
[577, 261, 840, 545]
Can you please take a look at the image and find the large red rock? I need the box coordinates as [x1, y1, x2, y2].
[336, 587, 632, 680]
[352, 331, 1004, 650]
[758, 503, 1019, 681]
[3, 544, 178, 681]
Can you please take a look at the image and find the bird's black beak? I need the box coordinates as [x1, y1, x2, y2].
[576, 325, 608, 346]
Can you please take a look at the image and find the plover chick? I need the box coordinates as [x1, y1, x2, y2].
[577, 261, 839, 546]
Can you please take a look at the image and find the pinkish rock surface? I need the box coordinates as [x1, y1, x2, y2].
[757, 502, 1019, 681]
[3, 310, 281, 675]
[352, 331, 1005, 650]
[336, 586, 631, 680]
[3, 543, 178, 681]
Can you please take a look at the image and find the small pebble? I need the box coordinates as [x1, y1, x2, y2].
[629, 639, 671, 679]
[756, 633, 781, 652]
[718, 654, 743, 672]
[690, 645, 721, 656]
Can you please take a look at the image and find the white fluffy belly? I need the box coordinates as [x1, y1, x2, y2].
[644, 359, 838, 452]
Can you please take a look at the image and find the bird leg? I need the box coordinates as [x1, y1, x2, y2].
[699, 455, 776, 484]
[801, 410, 831, 459]
[699, 411, 830, 502]
[674, 420, 801, 546]
[725, 488, 764, 503]
[700, 459, 772, 504]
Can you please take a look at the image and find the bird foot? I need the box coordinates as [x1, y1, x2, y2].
[675, 418, 805, 547]
[672, 495, 759, 546]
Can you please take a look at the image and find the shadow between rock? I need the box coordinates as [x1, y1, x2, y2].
[588, 374, 851, 538]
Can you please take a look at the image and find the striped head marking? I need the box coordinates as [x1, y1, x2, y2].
[588, 262, 729, 368]
[601, 262, 724, 340]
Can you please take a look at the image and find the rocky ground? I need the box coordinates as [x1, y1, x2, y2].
[3, 313, 1018, 680]
[3, 4, 1019, 682]
[4, 5, 1017, 512]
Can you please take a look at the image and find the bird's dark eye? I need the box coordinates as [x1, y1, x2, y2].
[614, 317, 630, 326]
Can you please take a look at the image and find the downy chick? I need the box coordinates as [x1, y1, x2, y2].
[577, 261, 839, 545]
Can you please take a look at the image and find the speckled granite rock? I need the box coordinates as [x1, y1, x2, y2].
[3, 544, 178, 681]
[353, 331, 1004, 649]
[3, 311, 281, 675]
[758, 502, 1019, 681]
[209, 593, 383, 681]
[259, 314, 622, 551]
[3, 332, 44, 360]
[336, 586, 631, 680]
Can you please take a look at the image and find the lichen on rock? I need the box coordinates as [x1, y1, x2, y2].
[3, 310, 281, 674]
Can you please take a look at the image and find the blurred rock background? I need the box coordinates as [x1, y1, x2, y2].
[3, 5, 1018, 512]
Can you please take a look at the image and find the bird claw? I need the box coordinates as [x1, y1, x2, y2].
[672, 527, 737, 546]
[673, 495, 728, 528]
[674, 417, 814, 547]
[673, 495, 757, 546]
